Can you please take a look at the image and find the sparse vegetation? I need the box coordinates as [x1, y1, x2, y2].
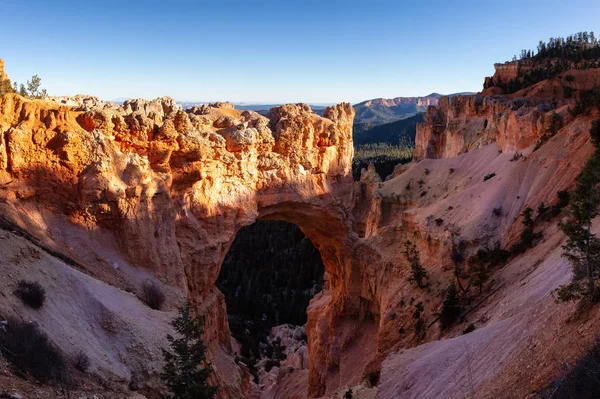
[510, 152, 523, 162]
[535, 112, 563, 150]
[552, 190, 571, 216]
[569, 85, 600, 117]
[141, 281, 166, 310]
[14, 280, 46, 309]
[511, 207, 542, 255]
[471, 242, 511, 294]
[498, 32, 600, 94]
[0, 319, 71, 387]
[161, 302, 218, 399]
[403, 240, 428, 288]
[555, 120, 600, 302]
[413, 302, 425, 336]
[483, 173, 496, 181]
[73, 350, 90, 373]
[537, 201, 549, 219]
[439, 281, 461, 329]
[11, 75, 48, 99]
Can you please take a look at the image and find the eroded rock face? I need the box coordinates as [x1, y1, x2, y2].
[0, 86, 368, 397]
[415, 68, 600, 160]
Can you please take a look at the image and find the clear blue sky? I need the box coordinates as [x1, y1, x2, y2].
[1, 0, 599, 104]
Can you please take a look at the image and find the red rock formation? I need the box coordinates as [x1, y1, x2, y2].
[3, 57, 600, 399]
[483, 60, 536, 90]
[415, 68, 600, 160]
[0, 73, 372, 396]
[0, 59, 12, 94]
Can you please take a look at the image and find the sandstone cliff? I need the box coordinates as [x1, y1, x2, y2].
[415, 68, 600, 160]
[0, 72, 360, 397]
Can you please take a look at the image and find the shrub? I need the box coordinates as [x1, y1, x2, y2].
[471, 242, 510, 294]
[511, 207, 541, 254]
[492, 206, 503, 217]
[14, 280, 46, 309]
[141, 281, 166, 310]
[558, 190, 570, 206]
[435, 218, 444, 226]
[483, 173, 496, 181]
[0, 319, 70, 386]
[74, 351, 90, 372]
[449, 168, 455, 174]
[510, 152, 523, 161]
[417, 178, 425, 187]
[345, 388, 353, 399]
[537, 201, 549, 219]
[404, 240, 428, 288]
[424, 168, 430, 175]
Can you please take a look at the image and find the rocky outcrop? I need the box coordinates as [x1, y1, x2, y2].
[483, 60, 535, 89]
[0, 59, 12, 94]
[415, 68, 600, 160]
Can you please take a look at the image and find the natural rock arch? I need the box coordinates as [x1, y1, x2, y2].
[0, 92, 380, 397]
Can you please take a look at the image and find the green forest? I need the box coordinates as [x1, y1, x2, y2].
[215, 220, 324, 374]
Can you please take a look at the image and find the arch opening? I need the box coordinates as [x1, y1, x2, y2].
[215, 219, 326, 390]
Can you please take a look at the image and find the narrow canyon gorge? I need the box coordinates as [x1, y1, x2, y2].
[1, 56, 600, 399]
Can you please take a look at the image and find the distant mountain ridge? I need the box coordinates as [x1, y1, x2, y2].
[353, 92, 474, 125]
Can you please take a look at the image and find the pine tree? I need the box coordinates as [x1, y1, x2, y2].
[520, 207, 535, 248]
[403, 240, 428, 288]
[0, 77, 12, 97]
[471, 261, 490, 295]
[556, 120, 600, 301]
[161, 302, 218, 399]
[25, 75, 47, 99]
[413, 301, 425, 336]
[439, 281, 461, 329]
